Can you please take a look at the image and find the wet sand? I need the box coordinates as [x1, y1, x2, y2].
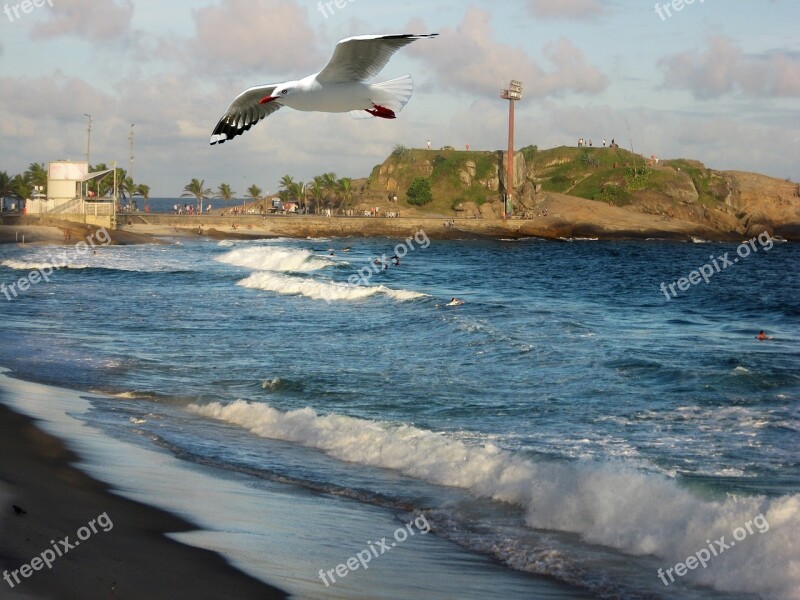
[0, 398, 286, 600]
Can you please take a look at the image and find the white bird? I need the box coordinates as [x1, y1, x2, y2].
[210, 33, 437, 145]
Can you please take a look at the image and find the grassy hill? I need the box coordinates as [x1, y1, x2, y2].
[362, 144, 737, 214]
[353, 144, 798, 240]
[365, 147, 499, 215]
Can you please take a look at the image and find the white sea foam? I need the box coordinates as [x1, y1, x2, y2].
[188, 400, 800, 599]
[238, 272, 425, 302]
[217, 238, 295, 248]
[216, 246, 333, 272]
[1, 259, 88, 270]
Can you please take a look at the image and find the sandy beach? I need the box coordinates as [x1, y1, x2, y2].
[0, 397, 286, 600]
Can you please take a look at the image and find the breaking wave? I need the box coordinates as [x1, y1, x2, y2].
[216, 247, 334, 273]
[188, 400, 800, 599]
[237, 272, 426, 302]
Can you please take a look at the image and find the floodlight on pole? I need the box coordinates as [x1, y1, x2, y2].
[500, 80, 522, 219]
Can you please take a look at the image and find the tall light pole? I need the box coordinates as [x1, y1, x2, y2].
[83, 114, 93, 198]
[128, 123, 135, 181]
[500, 80, 522, 219]
[83, 114, 93, 166]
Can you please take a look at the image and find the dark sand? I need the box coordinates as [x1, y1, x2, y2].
[0, 399, 286, 599]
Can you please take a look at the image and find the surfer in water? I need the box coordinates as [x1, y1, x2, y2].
[447, 298, 464, 306]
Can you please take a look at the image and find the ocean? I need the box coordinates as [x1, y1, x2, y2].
[0, 233, 797, 599]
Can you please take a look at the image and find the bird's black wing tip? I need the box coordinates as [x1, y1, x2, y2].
[379, 33, 438, 41]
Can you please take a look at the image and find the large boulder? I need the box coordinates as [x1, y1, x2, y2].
[499, 152, 526, 195]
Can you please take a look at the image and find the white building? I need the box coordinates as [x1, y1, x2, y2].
[25, 161, 116, 228]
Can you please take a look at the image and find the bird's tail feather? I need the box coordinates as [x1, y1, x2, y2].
[350, 74, 414, 120]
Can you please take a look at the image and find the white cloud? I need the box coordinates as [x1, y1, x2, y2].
[659, 36, 800, 99]
[37, 0, 134, 42]
[407, 8, 607, 98]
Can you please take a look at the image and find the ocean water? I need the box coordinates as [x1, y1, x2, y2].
[0, 234, 798, 599]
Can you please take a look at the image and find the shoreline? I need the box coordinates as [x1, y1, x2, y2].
[0, 391, 287, 600]
[3, 197, 796, 245]
[0, 370, 588, 600]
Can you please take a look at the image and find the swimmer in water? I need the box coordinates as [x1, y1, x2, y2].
[447, 297, 464, 306]
[756, 330, 770, 340]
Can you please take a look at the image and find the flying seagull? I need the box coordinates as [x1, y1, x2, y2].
[210, 33, 437, 145]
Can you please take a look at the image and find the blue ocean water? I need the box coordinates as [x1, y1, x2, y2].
[0, 234, 797, 599]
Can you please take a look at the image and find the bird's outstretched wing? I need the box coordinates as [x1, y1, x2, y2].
[316, 33, 437, 84]
[210, 84, 282, 145]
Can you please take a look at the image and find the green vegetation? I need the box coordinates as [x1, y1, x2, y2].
[406, 177, 433, 206]
[661, 159, 730, 205]
[520, 145, 538, 162]
[181, 178, 212, 213]
[391, 144, 411, 162]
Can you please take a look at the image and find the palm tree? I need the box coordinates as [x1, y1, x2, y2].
[181, 178, 212, 213]
[136, 184, 150, 211]
[288, 181, 305, 212]
[278, 174, 296, 195]
[26, 162, 47, 196]
[245, 184, 263, 203]
[121, 176, 137, 201]
[320, 172, 338, 212]
[215, 183, 235, 202]
[135, 184, 150, 200]
[11, 175, 31, 206]
[303, 180, 322, 214]
[337, 177, 353, 213]
[0, 171, 16, 210]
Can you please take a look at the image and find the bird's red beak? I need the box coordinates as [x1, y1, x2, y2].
[259, 96, 276, 104]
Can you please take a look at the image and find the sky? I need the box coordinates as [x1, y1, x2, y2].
[0, 0, 798, 196]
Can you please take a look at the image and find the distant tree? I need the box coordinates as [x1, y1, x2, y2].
[320, 172, 338, 211]
[279, 174, 296, 195]
[11, 175, 31, 203]
[121, 176, 137, 201]
[135, 184, 150, 200]
[520, 145, 538, 162]
[245, 184, 263, 203]
[391, 144, 411, 162]
[306, 180, 324, 214]
[0, 172, 19, 210]
[215, 183, 235, 204]
[288, 181, 305, 207]
[406, 177, 433, 206]
[25, 162, 47, 195]
[0, 171, 15, 198]
[181, 178, 212, 213]
[337, 177, 353, 212]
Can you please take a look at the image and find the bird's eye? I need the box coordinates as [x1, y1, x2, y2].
[281, 89, 288, 95]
